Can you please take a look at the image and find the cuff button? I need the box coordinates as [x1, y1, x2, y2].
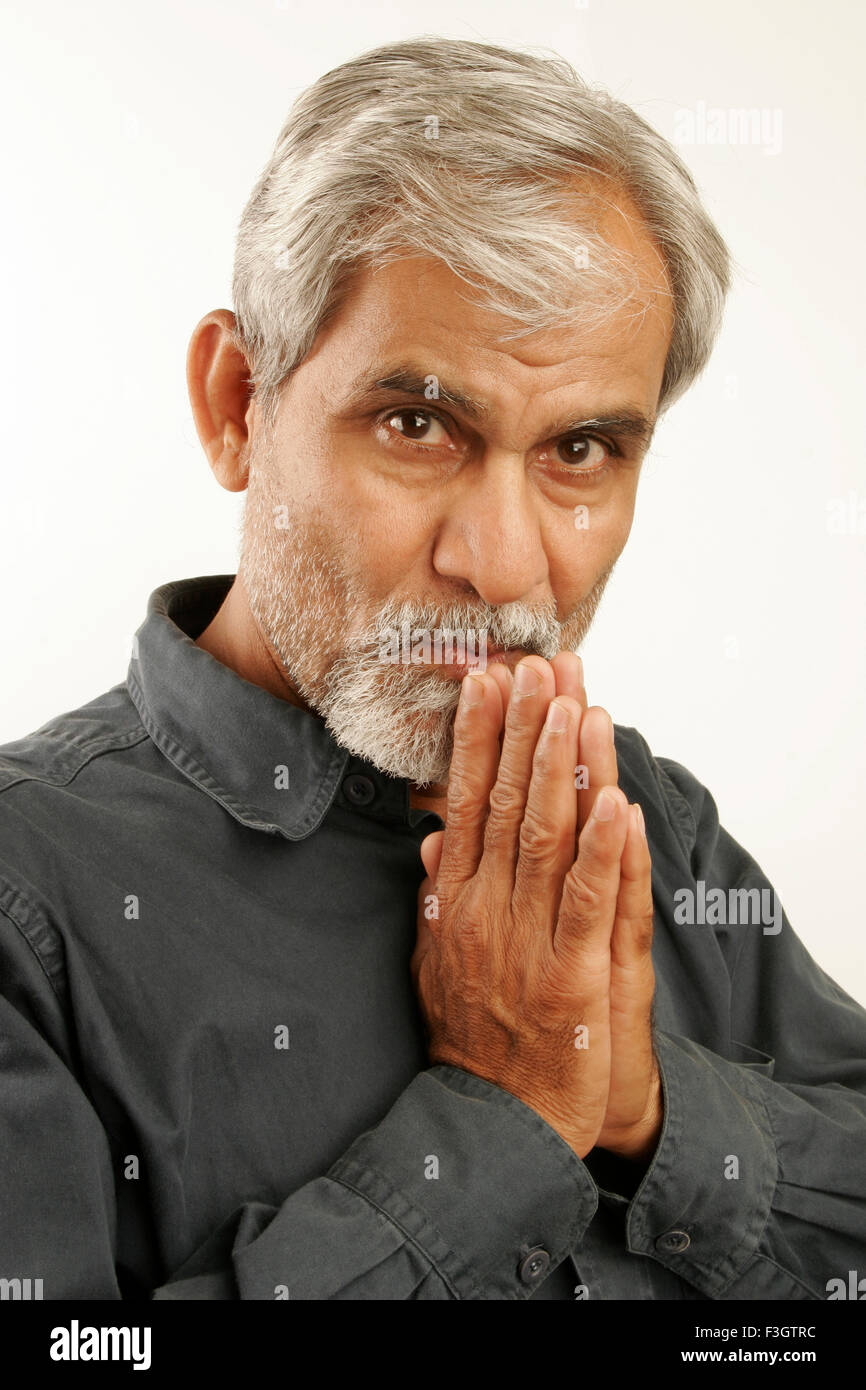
[655, 1229, 691, 1253]
[518, 1248, 551, 1284]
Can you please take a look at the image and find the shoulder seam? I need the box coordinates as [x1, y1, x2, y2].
[0, 722, 151, 798]
[653, 757, 699, 858]
[0, 886, 66, 1003]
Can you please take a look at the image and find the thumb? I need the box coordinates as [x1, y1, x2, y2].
[419, 829, 445, 881]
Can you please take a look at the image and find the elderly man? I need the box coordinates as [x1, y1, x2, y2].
[1, 37, 863, 1302]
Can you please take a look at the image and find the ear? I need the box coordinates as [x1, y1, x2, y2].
[186, 308, 255, 492]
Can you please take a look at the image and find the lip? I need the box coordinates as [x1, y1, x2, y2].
[420, 646, 517, 678]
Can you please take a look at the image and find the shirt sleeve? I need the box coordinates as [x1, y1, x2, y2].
[155, 1066, 598, 1300]
[0, 900, 598, 1300]
[623, 757, 866, 1300]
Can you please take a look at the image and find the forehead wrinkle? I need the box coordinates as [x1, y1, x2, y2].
[347, 364, 492, 421]
[354, 355, 657, 452]
[358, 358, 589, 446]
[504, 383, 656, 449]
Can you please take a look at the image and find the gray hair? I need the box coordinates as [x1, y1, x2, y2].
[232, 37, 731, 429]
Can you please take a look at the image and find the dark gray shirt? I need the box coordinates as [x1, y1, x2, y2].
[1, 575, 863, 1300]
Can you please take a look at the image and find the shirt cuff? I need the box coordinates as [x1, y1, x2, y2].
[328, 1064, 598, 1299]
[625, 1031, 778, 1297]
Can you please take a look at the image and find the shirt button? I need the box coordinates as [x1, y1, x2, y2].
[342, 774, 376, 806]
[518, 1248, 551, 1285]
[655, 1230, 691, 1253]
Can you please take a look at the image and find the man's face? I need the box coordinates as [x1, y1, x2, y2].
[240, 188, 673, 785]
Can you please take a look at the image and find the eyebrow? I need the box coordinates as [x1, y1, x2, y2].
[354, 369, 491, 420]
[346, 366, 657, 451]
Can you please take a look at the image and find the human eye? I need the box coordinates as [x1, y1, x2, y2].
[552, 432, 618, 472]
[380, 408, 452, 448]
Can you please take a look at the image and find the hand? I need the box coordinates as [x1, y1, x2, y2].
[483, 655, 662, 1162]
[565, 660, 661, 1162]
[595, 796, 661, 1162]
[411, 654, 660, 1161]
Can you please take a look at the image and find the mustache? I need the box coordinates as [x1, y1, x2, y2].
[356, 597, 563, 659]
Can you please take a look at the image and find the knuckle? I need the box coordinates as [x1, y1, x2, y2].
[516, 837, 556, 876]
[482, 815, 515, 857]
[562, 869, 605, 919]
[483, 782, 525, 853]
[488, 775, 524, 822]
[445, 749, 486, 801]
[443, 787, 481, 833]
[561, 872, 603, 917]
[518, 806, 572, 869]
[441, 887, 483, 933]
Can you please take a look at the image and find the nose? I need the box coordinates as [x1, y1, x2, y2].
[430, 450, 550, 607]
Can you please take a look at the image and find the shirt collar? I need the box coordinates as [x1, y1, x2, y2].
[126, 575, 354, 840]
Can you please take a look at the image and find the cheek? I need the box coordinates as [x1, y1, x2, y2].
[303, 455, 438, 598]
[547, 486, 638, 592]
[596, 492, 638, 556]
[273, 429, 377, 546]
[300, 424, 400, 521]
[332, 448, 447, 566]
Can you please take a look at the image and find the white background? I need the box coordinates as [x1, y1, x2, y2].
[1, 0, 864, 1000]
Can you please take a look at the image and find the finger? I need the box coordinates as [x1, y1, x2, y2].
[548, 651, 587, 860]
[610, 803, 655, 977]
[480, 656, 557, 884]
[577, 706, 619, 835]
[485, 661, 514, 737]
[512, 695, 583, 919]
[554, 784, 629, 970]
[607, 804, 656, 1081]
[436, 671, 505, 891]
[551, 651, 587, 709]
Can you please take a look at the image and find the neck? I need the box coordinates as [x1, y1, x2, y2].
[408, 782, 449, 817]
[196, 576, 450, 815]
[194, 574, 309, 711]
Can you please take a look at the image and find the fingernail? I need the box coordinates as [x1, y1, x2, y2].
[460, 674, 485, 708]
[545, 700, 570, 733]
[593, 789, 616, 822]
[633, 803, 645, 836]
[514, 661, 541, 695]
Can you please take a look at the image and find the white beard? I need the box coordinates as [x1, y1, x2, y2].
[240, 447, 611, 786]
